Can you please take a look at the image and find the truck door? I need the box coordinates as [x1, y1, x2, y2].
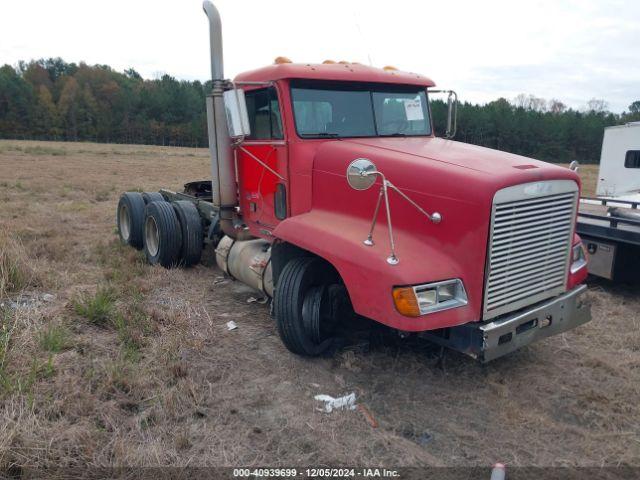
[237, 86, 288, 234]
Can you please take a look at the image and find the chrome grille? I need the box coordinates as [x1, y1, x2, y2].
[484, 181, 578, 320]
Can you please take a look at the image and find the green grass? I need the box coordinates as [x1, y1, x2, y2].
[113, 298, 153, 362]
[0, 309, 57, 397]
[38, 324, 71, 352]
[22, 145, 67, 156]
[73, 287, 116, 326]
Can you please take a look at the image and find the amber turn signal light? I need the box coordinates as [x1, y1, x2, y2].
[392, 287, 420, 317]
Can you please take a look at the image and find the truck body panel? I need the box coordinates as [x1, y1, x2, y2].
[596, 122, 640, 198]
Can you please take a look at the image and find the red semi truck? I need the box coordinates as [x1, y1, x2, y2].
[116, 1, 591, 362]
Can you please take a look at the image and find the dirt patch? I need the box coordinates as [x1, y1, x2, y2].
[0, 140, 637, 471]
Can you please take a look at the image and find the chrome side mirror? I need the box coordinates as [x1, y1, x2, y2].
[346, 157, 442, 266]
[223, 88, 251, 138]
[569, 160, 580, 173]
[346, 158, 378, 190]
[429, 89, 458, 139]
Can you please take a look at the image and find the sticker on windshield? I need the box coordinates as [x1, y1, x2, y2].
[403, 98, 424, 121]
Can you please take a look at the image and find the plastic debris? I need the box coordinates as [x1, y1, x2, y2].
[357, 404, 378, 428]
[226, 321, 238, 330]
[314, 393, 356, 413]
[490, 463, 506, 480]
[247, 296, 268, 304]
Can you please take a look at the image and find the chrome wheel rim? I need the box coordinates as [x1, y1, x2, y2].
[145, 216, 159, 257]
[118, 204, 130, 241]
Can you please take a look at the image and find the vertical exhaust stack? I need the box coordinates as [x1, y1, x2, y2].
[202, 1, 251, 240]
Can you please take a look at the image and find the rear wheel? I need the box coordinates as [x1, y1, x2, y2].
[144, 201, 182, 268]
[142, 191, 165, 204]
[117, 192, 145, 250]
[172, 200, 203, 267]
[274, 257, 349, 356]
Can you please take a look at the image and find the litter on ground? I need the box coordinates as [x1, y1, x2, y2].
[314, 393, 357, 413]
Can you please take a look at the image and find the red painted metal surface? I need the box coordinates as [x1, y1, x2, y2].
[274, 138, 581, 331]
[235, 63, 435, 88]
[237, 142, 287, 234]
[232, 68, 586, 332]
[569, 233, 589, 289]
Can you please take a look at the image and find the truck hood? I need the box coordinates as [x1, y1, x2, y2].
[312, 136, 580, 207]
[344, 136, 570, 178]
[322, 137, 580, 201]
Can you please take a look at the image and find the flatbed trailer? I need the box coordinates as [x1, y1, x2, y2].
[577, 197, 640, 281]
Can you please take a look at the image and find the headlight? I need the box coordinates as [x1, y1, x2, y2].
[393, 279, 468, 317]
[571, 243, 587, 273]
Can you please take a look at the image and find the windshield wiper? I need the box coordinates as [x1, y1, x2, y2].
[382, 133, 407, 137]
[300, 132, 340, 137]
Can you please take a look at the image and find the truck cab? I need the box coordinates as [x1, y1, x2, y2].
[116, 1, 591, 362]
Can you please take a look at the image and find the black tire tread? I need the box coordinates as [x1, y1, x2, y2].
[142, 192, 165, 204]
[117, 192, 145, 250]
[274, 257, 331, 356]
[144, 201, 182, 268]
[172, 200, 203, 267]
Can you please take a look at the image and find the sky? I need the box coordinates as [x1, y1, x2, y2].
[1, 0, 639, 112]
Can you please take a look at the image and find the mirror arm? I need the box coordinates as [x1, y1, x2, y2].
[237, 146, 285, 180]
[364, 188, 384, 246]
[447, 90, 458, 139]
[362, 171, 441, 224]
[429, 89, 458, 139]
[360, 171, 441, 265]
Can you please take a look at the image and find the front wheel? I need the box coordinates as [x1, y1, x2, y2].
[274, 257, 349, 356]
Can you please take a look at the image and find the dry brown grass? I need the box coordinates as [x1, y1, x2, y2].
[559, 163, 598, 197]
[0, 140, 636, 473]
[0, 232, 38, 299]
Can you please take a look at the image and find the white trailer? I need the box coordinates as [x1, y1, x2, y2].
[596, 122, 640, 200]
[577, 122, 640, 281]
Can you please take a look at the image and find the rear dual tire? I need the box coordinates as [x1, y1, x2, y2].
[142, 191, 165, 204]
[172, 200, 203, 268]
[117, 192, 146, 250]
[143, 201, 182, 268]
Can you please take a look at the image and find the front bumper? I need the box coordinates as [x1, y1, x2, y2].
[421, 284, 591, 362]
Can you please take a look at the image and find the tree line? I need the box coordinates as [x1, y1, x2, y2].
[1, 58, 639, 162]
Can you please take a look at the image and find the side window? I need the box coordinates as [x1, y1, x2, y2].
[625, 150, 640, 169]
[244, 87, 283, 140]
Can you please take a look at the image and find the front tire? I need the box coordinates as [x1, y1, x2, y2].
[143, 201, 182, 268]
[274, 257, 345, 356]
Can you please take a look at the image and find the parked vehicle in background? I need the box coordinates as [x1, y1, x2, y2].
[115, 1, 591, 363]
[577, 122, 640, 282]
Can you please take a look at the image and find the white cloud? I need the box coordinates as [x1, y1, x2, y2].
[1, 0, 638, 112]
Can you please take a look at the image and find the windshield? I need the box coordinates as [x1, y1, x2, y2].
[290, 81, 431, 138]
